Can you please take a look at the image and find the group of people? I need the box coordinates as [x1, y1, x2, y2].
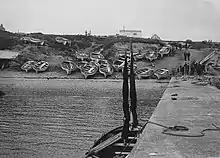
[175, 61, 206, 76]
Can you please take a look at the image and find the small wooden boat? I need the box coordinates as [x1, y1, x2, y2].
[80, 62, 98, 79]
[84, 125, 143, 158]
[76, 61, 88, 70]
[99, 62, 114, 78]
[21, 60, 37, 72]
[75, 52, 90, 61]
[60, 60, 77, 75]
[90, 53, 104, 62]
[134, 53, 145, 61]
[20, 37, 45, 46]
[33, 61, 49, 73]
[135, 67, 154, 79]
[112, 60, 125, 72]
[55, 37, 71, 46]
[158, 46, 171, 58]
[145, 51, 158, 62]
[154, 68, 170, 80]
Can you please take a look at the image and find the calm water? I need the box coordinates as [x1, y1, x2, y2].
[0, 78, 167, 158]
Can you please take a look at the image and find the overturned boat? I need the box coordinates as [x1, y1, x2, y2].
[84, 40, 145, 158]
[60, 60, 77, 75]
[98, 60, 114, 78]
[33, 61, 49, 73]
[80, 62, 99, 79]
[21, 60, 37, 72]
[154, 68, 170, 80]
[145, 51, 158, 62]
[135, 67, 154, 79]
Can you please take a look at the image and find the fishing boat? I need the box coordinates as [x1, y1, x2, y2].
[20, 37, 45, 46]
[158, 46, 171, 58]
[145, 51, 158, 62]
[84, 39, 145, 158]
[60, 60, 77, 75]
[55, 37, 71, 46]
[21, 60, 37, 72]
[33, 61, 49, 73]
[77, 61, 88, 70]
[80, 62, 99, 79]
[90, 52, 104, 62]
[135, 67, 154, 79]
[154, 68, 170, 80]
[99, 60, 114, 78]
[75, 52, 90, 61]
[134, 52, 145, 61]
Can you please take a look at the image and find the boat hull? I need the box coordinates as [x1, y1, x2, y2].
[21, 61, 37, 72]
[33, 61, 49, 73]
[80, 63, 98, 79]
[61, 61, 77, 75]
[85, 125, 143, 158]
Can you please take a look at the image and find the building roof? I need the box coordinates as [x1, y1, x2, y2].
[151, 34, 161, 40]
[0, 50, 19, 59]
[119, 30, 142, 33]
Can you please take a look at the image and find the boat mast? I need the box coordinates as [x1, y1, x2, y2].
[130, 38, 138, 128]
[121, 50, 130, 144]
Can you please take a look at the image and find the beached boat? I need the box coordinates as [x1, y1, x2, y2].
[112, 59, 125, 72]
[55, 37, 71, 46]
[84, 40, 144, 158]
[80, 62, 99, 79]
[33, 61, 49, 73]
[76, 61, 88, 70]
[75, 52, 90, 61]
[90, 52, 104, 62]
[154, 68, 170, 80]
[21, 60, 37, 72]
[158, 46, 171, 58]
[145, 51, 158, 62]
[60, 60, 77, 75]
[134, 53, 145, 61]
[135, 67, 154, 79]
[99, 60, 114, 78]
[20, 37, 45, 46]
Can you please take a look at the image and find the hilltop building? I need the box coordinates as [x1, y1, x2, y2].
[0, 24, 6, 31]
[119, 29, 142, 38]
[151, 34, 161, 40]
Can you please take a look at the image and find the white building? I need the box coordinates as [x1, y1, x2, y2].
[119, 30, 142, 38]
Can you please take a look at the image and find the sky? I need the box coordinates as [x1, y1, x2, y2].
[1, 0, 220, 41]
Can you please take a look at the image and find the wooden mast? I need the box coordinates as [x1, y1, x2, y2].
[130, 38, 138, 128]
[121, 50, 130, 143]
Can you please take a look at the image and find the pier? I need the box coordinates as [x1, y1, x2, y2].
[130, 77, 220, 158]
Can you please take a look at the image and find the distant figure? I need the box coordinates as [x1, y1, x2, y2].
[187, 51, 191, 61]
[183, 51, 187, 61]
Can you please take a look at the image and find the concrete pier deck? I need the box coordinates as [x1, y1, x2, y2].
[130, 77, 220, 158]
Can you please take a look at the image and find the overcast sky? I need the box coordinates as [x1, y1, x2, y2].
[1, 0, 220, 41]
